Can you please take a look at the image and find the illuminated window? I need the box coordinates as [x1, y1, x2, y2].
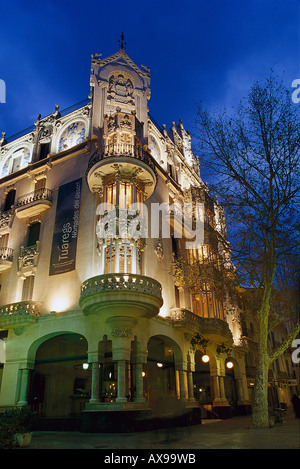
[120, 132, 131, 148]
[107, 134, 117, 154]
[105, 183, 117, 208]
[104, 243, 116, 274]
[119, 182, 132, 209]
[119, 241, 132, 273]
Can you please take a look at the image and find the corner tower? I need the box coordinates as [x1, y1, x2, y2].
[80, 43, 162, 322]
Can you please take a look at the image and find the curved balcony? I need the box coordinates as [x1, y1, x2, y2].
[15, 188, 53, 219]
[0, 247, 13, 272]
[168, 308, 232, 344]
[86, 144, 157, 198]
[0, 300, 41, 331]
[79, 273, 163, 319]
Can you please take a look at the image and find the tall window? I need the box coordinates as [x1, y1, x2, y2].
[38, 142, 50, 160]
[34, 178, 46, 197]
[27, 222, 41, 247]
[22, 275, 35, 301]
[3, 189, 16, 212]
[104, 242, 116, 274]
[119, 241, 132, 273]
[105, 183, 117, 208]
[193, 284, 224, 320]
[104, 240, 136, 274]
[119, 182, 132, 209]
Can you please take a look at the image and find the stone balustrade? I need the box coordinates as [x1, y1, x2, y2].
[80, 273, 163, 318]
[168, 308, 232, 342]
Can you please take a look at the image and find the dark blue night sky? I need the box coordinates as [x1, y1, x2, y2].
[0, 0, 299, 148]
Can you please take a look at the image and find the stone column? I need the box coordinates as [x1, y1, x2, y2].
[211, 374, 221, 402]
[116, 359, 127, 403]
[187, 352, 196, 401]
[107, 316, 136, 404]
[135, 346, 146, 403]
[17, 368, 30, 406]
[219, 375, 226, 400]
[90, 362, 100, 403]
[187, 371, 195, 401]
[176, 363, 187, 402]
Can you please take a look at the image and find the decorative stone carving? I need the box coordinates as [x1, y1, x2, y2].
[111, 328, 132, 338]
[18, 242, 40, 278]
[119, 114, 132, 130]
[154, 239, 164, 261]
[107, 74, 134, 105]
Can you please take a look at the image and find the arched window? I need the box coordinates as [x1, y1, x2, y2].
[58, 121, 86, 152]
[1, 148, 31, 177]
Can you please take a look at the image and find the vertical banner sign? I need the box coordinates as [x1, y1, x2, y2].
[49, 178, 82, 276]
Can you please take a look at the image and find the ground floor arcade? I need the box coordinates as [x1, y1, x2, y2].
[0, 311, 251, 431]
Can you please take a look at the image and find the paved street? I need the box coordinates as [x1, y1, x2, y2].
[15, 411, 300, 450]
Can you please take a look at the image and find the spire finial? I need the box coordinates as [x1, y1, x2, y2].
[118, 32, 126, 49]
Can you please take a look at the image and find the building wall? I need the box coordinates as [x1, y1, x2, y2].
[1, 46, 293, 424]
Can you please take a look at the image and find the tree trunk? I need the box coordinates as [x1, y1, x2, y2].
[252, 307, 271, 428]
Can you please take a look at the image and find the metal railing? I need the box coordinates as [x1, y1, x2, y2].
[15, 188, 53, 207]
[86, 143, 157, 175]
[0, 246, 13, 261]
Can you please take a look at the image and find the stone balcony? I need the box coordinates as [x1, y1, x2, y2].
[0, 247, 13, 272]
[0, 300, 41, 332]
[15, 188, 53, 219]
[18, 242, 40, 278]
[0, 209, 14, 235]
[86, 144, 157, 198]
[168, 308, 232, 343]
[79, 273, 163, 319]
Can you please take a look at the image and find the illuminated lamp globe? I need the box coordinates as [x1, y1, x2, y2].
[226, 361, 234, 369]
[202, 354, 210, 363]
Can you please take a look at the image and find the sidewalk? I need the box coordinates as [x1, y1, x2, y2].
[16, 411, 300, 450]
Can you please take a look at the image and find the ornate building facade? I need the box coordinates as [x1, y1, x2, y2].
[0, 42, 295, 431]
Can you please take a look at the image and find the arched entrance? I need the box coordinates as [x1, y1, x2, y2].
[224, 358, 238, 414]
[146, 335, 181, 415]
[29, 333, 89, 428]
[193, 350, 212, 408]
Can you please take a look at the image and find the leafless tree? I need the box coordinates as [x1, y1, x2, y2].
[194, 73, 300, 428]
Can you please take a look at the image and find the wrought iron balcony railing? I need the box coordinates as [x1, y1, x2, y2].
[0, 246, 13, 261]
[86, 143, 157, 175]
[15, 188, 53, 207]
